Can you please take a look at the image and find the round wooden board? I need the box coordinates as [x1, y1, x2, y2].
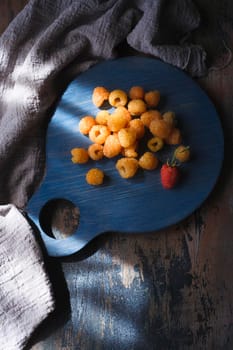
[27, 57, 224, 257]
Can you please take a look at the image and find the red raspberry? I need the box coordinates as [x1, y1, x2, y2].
[160, 163, 179, 189]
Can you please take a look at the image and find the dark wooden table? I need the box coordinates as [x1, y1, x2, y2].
[1, 1, 233, 349]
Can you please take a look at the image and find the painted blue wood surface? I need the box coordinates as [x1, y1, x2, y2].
[27, 57, 224, 257]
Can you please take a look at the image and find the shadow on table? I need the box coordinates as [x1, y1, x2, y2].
[24, 219, 71, 349]
[24, 217, 108, 349]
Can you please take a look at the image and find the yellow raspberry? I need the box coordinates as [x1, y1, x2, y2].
[86, 168, 104, 185]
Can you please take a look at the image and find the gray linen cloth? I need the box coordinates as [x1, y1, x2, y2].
[0, 0, 207, 349]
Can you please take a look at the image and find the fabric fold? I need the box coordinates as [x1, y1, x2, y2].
[0, 204, 55, 350]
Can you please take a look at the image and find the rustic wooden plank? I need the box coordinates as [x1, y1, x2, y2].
[0, 1, 232, 350]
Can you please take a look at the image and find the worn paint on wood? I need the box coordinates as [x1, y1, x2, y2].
[1, 1, 233, 350]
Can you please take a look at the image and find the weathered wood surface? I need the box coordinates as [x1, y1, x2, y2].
[1, 1, 233, 349]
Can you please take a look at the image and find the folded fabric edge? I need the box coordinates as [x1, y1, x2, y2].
[0, 204, 55, 350]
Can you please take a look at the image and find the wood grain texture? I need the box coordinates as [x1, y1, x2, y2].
[1, 1, 232, 350]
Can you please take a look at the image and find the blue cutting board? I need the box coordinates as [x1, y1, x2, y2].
[27, 57, 224, 257]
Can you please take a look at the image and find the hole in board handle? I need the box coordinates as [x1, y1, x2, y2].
[39, 198, 80, 239]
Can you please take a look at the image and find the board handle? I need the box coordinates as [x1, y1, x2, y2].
[27, 197, 98, 257]
[28, 215, 94, 257]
